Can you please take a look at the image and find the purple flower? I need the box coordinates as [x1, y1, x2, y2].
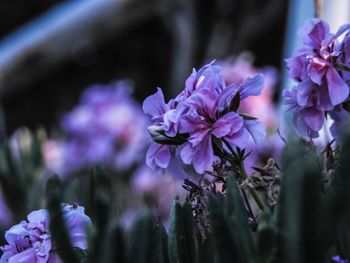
[143, 61, 266, 173]
[61, 81, 149, 173]
[286, 19, 350, 107]
[0, 204, 91, 263]
[283, 19, 350, 138]
[332, 255, 349, 263]
[179, 73, 265, 173]
[283, 86, 324, 138]
[146, 142, 172, 169]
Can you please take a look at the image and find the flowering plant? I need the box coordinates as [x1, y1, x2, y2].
[283, 19, 350, 138]
[0, 204, 91, 263]
[144, 61, 266, 174]
[61, 82, 149, 173]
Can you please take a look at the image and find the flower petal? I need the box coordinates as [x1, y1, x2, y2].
[303, 108, 324, 131]
[244, 120, 266, 144]
[326, 67, 349, 105]
[142, 88, 167, 118]
[146, 143, 171, 169]
[192, 135, 214, 174]
[238, 74, 264, 100]
[225, 128, 250, 149]
[212, 112, 243, 138]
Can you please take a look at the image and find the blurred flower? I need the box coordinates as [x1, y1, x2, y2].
[143, 61, 266, 174]
[0, 204, 91, 263]
[221, 56, 278, 131]
[283, 19, 350, 138]
[0, 189, 12, 227]
[42, 140, 65, 176]
[131, 165, 186, 220]
[332, 255, 349, 263]
[61, 81, 149, 173]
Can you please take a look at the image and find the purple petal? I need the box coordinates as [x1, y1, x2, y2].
[5, 225, 30, 246]
[185, 90, 217, 119]
[285, 55, 307, 81]
[180, 143, 195, 165]
[6, 248, 36, 263]
[296, 79, 315, 107]
[146, 143, 171, 169]
[298, 18, 329, 48]
[319, 83, 334, 110]
[238, 74, 264, 100]
[225, 128, 250, 149]
[303, 108, 324, 131]
[244, 120, 266, 144]
[192, 135, 214, 174]
[293, 112, 319, 138]
[308, 57, 327, 85]
[142, 88, 167, 118]
[326, 67, 349, 105]
[322, 23, 350, 47]
[27, 209, 48, 225]
[282, 88, 299, 111]
[212, 112, 243, 138]
[215, 83, 239, 112]
[180, 107, 209, 134]
[63, 206, 91, 249]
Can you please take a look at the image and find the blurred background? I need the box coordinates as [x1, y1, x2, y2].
[0, 0, 290, 133]
[0, 0, 350, 243]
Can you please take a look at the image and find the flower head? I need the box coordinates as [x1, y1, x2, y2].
[0, 204, 91, 263]
[283, 19, 350, 138]
[143, 61, 266, 173]
[61, 81, 149, 173]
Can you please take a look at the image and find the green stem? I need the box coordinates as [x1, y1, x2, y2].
[222, 138, 239, 160]
[248, 186, 264, 211]
[222, 138, 264, 211]
[335, 63, 350, 72]
[240, 161, 264, 211]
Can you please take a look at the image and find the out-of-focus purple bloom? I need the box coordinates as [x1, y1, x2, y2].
[0, 189, 12, 228]
[61, 82, 149, 173]
[143, 61, 266, 174]
[0, 204, 91, 263]
[131, 165, 186, 220]
[221, 56, 278, 131]
[283, 19, 350, 139]
[332, 255, 349, 263]
[42, 140, 66, 176]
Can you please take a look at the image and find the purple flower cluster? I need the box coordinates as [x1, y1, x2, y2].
[62, 82, 149, 172]
[143, 61, 266, 174]
[0, 204, 91, 263]
[283, 19, 350, 138]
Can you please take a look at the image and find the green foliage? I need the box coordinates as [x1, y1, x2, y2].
[5, 128, 350, 263]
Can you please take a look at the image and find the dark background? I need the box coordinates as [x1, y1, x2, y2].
[0, 0, 289, 134]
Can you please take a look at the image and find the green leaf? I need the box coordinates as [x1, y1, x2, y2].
[152, 220, 169, 263]
[225, 177, 255, 263]
[276, 142, 331, 263]
[46, 176, 80, 263]
[168, 196, 193, 263]
[256, 208, 275, 263]
[104, 223, 126, 263]
[127, 211, 154, 263]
